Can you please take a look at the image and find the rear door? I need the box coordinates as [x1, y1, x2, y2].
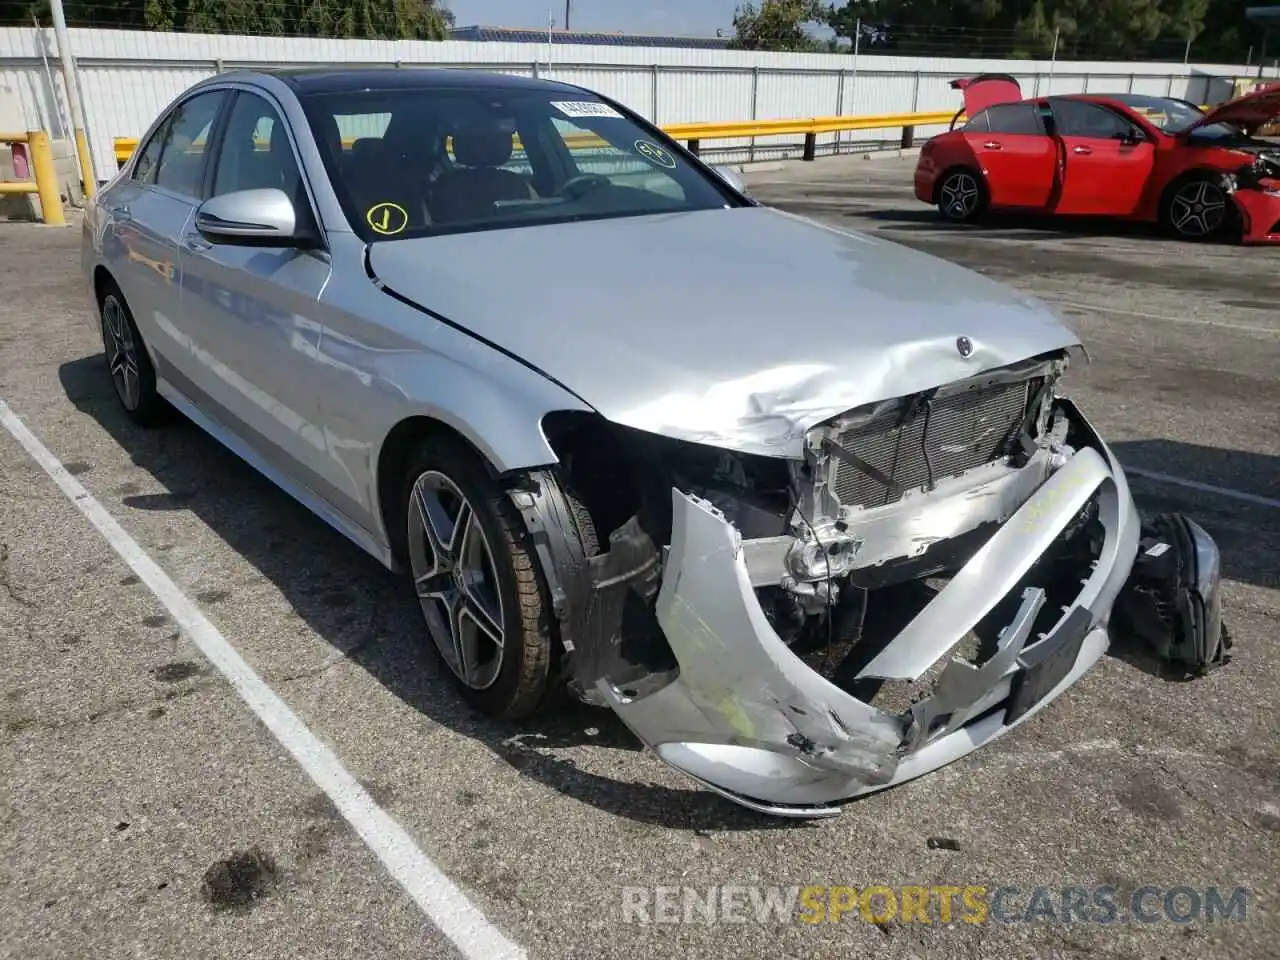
[1048, 99, 1155, 216]
[963, 102, 1055, 209]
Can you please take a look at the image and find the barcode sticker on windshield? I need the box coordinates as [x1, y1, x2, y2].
[551, 100, 622, 119]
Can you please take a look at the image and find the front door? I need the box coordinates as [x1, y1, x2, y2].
[177, 89, 341, 512]
[1048, 99, 1156, 216]
[962, 102, 1055, 209]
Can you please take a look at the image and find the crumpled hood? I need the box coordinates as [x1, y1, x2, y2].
[369, 206, 1081, 457]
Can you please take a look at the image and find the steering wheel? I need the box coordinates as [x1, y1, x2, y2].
[559, 174, 612, 200]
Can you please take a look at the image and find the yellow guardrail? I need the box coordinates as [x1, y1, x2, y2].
[1, 131, 65, 226]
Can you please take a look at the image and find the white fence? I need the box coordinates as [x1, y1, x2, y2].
[0, 26, 1272, 177]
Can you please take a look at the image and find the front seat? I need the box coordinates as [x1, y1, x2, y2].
[430, 123, 536, 224]
[344, 136, 430, 231]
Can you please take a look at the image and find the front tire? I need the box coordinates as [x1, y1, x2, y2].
[936, 168, 987, 223]
[1161, 176, 1230, 241]
[402, 439, 555, 719]
[98, 285, 168, 426]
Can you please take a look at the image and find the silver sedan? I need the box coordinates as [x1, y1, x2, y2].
[81, 68, 1224, 818]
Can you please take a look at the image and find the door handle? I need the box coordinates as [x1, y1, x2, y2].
[1072, 145, 1092, 155]
[982, 141, 1002, 150]
[182, 235, 212, 252]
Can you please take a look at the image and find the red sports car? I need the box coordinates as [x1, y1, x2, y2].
[914, 74, 1280, 243]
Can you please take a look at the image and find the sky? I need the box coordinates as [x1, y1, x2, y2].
[443, 1, 759, 37]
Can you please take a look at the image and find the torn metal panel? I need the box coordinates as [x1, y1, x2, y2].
[853, 442, 1116, 682]
[597, 401, 1143, 816]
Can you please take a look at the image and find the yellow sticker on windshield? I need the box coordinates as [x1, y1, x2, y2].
[366, 202, 409, 236]
[634, 139, 676, 169]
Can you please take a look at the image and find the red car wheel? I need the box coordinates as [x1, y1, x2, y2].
[1162, 177, 1229, 241]
[937, 169, 986, 223]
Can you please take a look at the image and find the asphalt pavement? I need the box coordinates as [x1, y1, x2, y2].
[1, 155, 1277, 960]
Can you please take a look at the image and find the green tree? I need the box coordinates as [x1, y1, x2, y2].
[826, 0, 1239, 60]
[729, 0, 829, 51]
[1, 0, 452, 39]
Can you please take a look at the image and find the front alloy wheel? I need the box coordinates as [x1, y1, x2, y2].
[401, 438, 563, 719]
[938, 170, 984, 222]
[1167, 179, 1228, 240]
[408, 470, 507, 691]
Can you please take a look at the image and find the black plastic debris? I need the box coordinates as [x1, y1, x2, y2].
[926, 836, 961, 851]
[1114, 512, 1231, 677]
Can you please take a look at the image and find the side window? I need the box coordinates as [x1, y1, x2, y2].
[985, 103, 1044, 135]
[211, 92, 304, 201]
[1049, 100, 1132, 140]
[962, 110, 990, 132]
[154, 91, 225, 199]
[132, 120, 168, 184]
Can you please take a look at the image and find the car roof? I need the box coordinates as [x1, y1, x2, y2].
[268, 67, 582, 96]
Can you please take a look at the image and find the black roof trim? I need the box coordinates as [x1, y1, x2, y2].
[270, 67, 579, 95]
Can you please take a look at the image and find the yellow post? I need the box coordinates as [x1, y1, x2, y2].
[73, 127, 95, 198]
[27, 130, 66, 226]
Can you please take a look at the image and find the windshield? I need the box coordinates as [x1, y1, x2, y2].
[1107, 94, 1238, 137]
[300, 85, 740, 241]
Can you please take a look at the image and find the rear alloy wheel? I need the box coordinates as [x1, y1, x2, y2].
[1165, 178, 1229, 241]
[99, 287, 168, 426]
[937, 169, 986, 223]
[402, 440, 555, 718]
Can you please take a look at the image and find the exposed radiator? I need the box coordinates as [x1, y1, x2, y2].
[830, 378, 1040, 509]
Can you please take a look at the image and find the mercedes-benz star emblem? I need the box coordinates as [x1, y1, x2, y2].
[956, 335, 974, 358]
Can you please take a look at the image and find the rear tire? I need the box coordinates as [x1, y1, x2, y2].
[98, 283, 169, 427]
[1160, 175, 1231, 241]
[936, 167, 988, 223]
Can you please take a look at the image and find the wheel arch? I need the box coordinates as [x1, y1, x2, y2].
[376, 414, 518, 568]
[92, 264, 117, 304]
[1159, 166, 1227, 201]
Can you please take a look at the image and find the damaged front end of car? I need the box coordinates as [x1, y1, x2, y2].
[1224, 150, 1280, 244]
[509, 350, 1225, 818]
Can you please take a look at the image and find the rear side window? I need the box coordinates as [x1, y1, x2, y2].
[132, 121, 167, 183]
[985, 103, 1045, 135]
[962, 110, 990, 132]
[153, 90, 226, 200]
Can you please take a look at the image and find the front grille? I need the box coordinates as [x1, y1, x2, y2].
[830, 378, 1038, 509]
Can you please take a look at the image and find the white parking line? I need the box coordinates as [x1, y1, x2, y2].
[1124, 466, 1280, 510]
[0, 400, 525, 960]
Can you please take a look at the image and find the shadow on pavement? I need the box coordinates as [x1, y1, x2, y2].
[858, 206, 1181, 244]
[58, 354, 799, 833]
[1112, 439, 1279, 594]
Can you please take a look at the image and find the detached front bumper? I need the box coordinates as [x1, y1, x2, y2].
[1232, 184, 1280, 244]
[595, 401, 1142, 818]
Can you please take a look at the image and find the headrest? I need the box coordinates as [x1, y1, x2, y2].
[350, 137, 389, 161]
[451, 124, 514, 168]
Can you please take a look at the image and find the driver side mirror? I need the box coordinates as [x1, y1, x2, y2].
[712, 164, 748, 195]
[1115, 128, 1144, 146]
[195, 188, 316, 247]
